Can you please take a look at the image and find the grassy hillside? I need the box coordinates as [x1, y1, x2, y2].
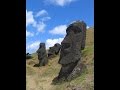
[26, 28, 94, 90]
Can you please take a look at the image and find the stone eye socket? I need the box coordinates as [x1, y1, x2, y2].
[73, 27, 81, 34]
[66, 28, 81, 35]
[40, 45, 42, 48]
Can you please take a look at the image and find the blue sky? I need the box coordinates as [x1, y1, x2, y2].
[26, 0, 94, 54]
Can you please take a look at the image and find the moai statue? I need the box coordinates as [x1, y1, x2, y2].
[48, 43, 61, 58]
[52, 21, 86, 83]
[71, 20, 87, 50]
[48, 47, 55, 58]
[81, 21, 87, 50]
[54, 43, 61, 55]
[34, 43, 48, 67]
[26, 53, 29, 55]
[26, 53, 32, 59]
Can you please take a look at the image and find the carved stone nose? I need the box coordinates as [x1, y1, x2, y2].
[62, 35, 70, 44]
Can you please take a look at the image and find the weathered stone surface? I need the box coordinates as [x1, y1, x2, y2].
[71, 20, 87, 50]
[48, 47, 55, 58]
[54, 43, 61, 54]
[67, 60, 86, 81]
[81, 21, 87, 50]
[34, 43, 48, 67]
[48, 43, 61, 58]
[52, 20, 87, 83]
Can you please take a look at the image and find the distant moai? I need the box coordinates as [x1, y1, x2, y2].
[52, 20, 87, 83]
[48, 43, 61, 58]
[54, 43, 61, 54]
[34, 43, 48, 67]
[26, 53, 32, 59]
[26, 53, 29, 55]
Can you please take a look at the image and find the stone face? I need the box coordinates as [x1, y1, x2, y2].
[48, 47, 55, 58]
[80, 21, 87, 50]
[48, 43, 61, 58]
[34, 43, 48, 67]
[70, 20, 87, 50]
[58, 23, 83, 65]
[52, 20, 86, 83]
[54, 43, 61, 54]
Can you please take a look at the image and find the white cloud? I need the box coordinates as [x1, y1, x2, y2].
[26, 41, 40, 51]
[26, 10, 51, 33]
[44, 0, 77, 6]
[26, 10, 36, 27]
[36, 22, 46, 32]
[41, 16, 51, 21]
[36, 10, 48, 17]
[26, 30, 34, 37]
[46, 38, 64, 49]
[49, 25, 67, 35]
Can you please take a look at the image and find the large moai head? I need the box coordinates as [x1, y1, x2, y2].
[72, 20, 87, 50]
[58, 21, 83, 65]
[52, 21, 87, 83]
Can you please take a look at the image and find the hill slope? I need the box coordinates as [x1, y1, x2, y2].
[26, 28, 94, 90]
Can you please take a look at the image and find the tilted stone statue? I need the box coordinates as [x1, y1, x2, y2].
[52, 20, 87, 83]
[48, 43, 61, 58]
[73, 21, 87, 50]
[34, 43, 48, 67]
[48, 47, 55, 58]
[54, 43, 61, 54]
[81, 21, 87, 50]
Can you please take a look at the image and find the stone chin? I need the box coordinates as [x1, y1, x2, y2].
[58, 52, 80, 65]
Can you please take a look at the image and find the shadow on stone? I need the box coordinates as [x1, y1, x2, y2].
[48, 43, 61, 59]
[52, 62, 86, 84]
